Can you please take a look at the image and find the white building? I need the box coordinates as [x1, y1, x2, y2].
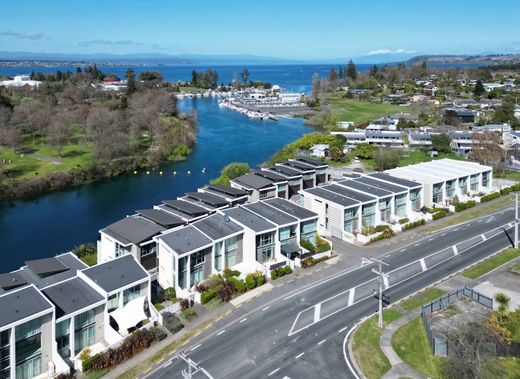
[386, 159, 493, 208]
[332, 130, 404, 147]
[0, 75, 41, 88]
[310, 144, 329, 158]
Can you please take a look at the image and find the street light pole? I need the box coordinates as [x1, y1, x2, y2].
[368, 257, 389, 329]
[515, 194, 519, 249]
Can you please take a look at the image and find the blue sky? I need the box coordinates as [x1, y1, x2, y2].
[1, 0, 519, 60]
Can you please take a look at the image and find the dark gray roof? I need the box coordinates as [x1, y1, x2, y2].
[25, 257, 69, 278]
[81, 255, 148, 293]
[185, 192, 229, 208]
[243, 202, 298, 226]
[281, 243, 301, 255]
[43, 277, 104, 319]
[353, 177, 408, 194]
[158, 225, 213, 255]
[326, 183, 378, 203]
[369, 173, 422, 189]
[193, 213, 243, 241]
[253, 169, 288, 183]
[102, 216, 165, 245]
[0, 286, 53, 329]
[282, 161, 315, 173]
[340, 179, 393, 198]
[409, 132, 431, 141]
[449, 108, 474, 117]
[449, 130, 472, 139]
[365, 130, 402, 138]
[205, 184, 248, 198]
[304, 187, 360, 208]
[136, 209, 185, 228]
[0, 272, 27, 292]
[296, 157, 328, 168]
[264, 198, 318, 220]
[232, 173, 275, 190]
[343, 173, 362, 179]
[19, 253, 87, 289]
[223, 206, 277, 233]
[270, 165, 302, 177]
[162, 199, 209, 217]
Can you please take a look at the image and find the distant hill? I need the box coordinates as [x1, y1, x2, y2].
[407, 54, 520, 66]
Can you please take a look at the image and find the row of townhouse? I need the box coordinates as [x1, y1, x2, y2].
[331, 130, 404, 148]
[156, 198, 319, 299]
[97, 157, 329, 275]
[0, 254, 155, 379]
[300, 159, 493, 243]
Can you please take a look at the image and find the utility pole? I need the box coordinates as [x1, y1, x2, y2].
[368, 257, 389, 329]
[178, 351, 214, 379]
[515, 194, 519, 249]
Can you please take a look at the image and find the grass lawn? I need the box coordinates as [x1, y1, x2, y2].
[323, 95, 405, 124]
[392, 316, 442, 378]
[352, 309, 402, 379]
[79, 253, 97, 267]
[510, 262, 520, 273]
[485, 357, 520, 378]
[400, 288, 447, 312]
[463, 248, 520, 279]
[398, 150, 463, 167]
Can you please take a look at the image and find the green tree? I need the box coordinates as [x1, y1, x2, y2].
[374, 148, 400, 171]
[328, 68, 338, 83]
[352, 143, 376, 159]
[125, 68, 137, 94]
[139, 71, 163, 82]
[311, 72, 321, 99]
[329, 146, 342, 161]
[346, 60, 357, 81]
[421, 60, 427, 70]
[211, 162, 250, 185]
[474, 80, 485, 97]
[493, 102, 517, 125]
[431, 133, 452, 153]
[240, 69, 250, 85]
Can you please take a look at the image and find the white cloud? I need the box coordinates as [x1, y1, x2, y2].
[0, 31, 46, 40]
[79, 39, 144, 47]
[365, 48, 416, 56]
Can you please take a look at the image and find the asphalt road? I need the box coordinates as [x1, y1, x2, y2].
[148, 207, 516, 379]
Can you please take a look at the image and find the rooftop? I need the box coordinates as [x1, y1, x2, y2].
[243, 202, 298, 226]
[296, 156, 328, 168]
[327, 183, 378, 203]
[157, 225, 213, 255]
[205, 184, 248, 198]
[223, 206, 277, 233]
[253, 169, 288, 183]
[81, 255, 148, 293]
[304, 187, 360, 208]
[340, 179, 393, 198]
[353, 176, 408, 194]
[135, 209, 185, 228]
[185, 191, 230, 208]
[0, 286, 53, 329]
[161, 199, 209, 217]
[192, 213, 243, 241]
[269, 165, 302, 178]
[369, 173, 422, 189]
[102, 216, 165, 245]
[232, 173, 275, 190]
[282, 160, 315, 172]
[264, 198, 318, 220]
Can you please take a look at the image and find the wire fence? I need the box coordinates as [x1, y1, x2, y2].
[421, 287, 493, 356]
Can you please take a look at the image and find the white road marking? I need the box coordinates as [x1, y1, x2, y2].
[481, 233, 487, 241]
[453, 245, 458, 255]
[295, 352, 305, 359]
[454, 228, 459, 231]
[441, 233, 447, 236]
[339, 326, 349, 333]
[268, 368, 280, 376]
[318, 339, 326, 345]
[400, 248, 406, 252]
[240, 318, 247, 323]
[314, 303, 321, 322]
[383, 275, 389, 288]
[190, 344, 201, 352]
[414, 243, 420, 247]
[420, 258, 427, 271]
[348, 288, 355, 306]
[216, 330, 226, 336]
[262, 306, 270, 311]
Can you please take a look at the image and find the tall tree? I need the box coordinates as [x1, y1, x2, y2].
[328, 68, 338, 88]
[431, 133, 452, 153]
[48, 112, 72, 158]
[474, 80, 485, 97]
[240, 69, 250, 85]
[311, 72, 321, 99]
[125, 68, 137, 95]
[346, 60, 357, 81]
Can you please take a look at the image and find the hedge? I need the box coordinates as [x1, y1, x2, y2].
[229, 277, 246, 293]
[402, 219, 426, 230]
[454, 200, 476, 212]
[370, 228, 395, 242]
[201, 284, 223, 304]
[480, 192, 500, 202]
[399, 218, 409, 224]
[432, 210, 449, 220]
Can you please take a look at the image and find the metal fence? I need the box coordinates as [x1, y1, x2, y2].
[421, 287, 493, 356]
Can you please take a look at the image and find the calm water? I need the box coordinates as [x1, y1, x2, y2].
[0, 94, 314, 271]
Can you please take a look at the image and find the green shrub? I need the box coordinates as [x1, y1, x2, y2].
[149, 326, 167, 342]
[200, 284, 222, 304]
[229, 277, 246, 293]
[370, 228, 395, 242]
[454, 200, 476, 212]
[283, 265, 293, 275]
[500, 186, 513, 195]
[276, 267, 286, 278]
[316, 236, 331, 253]
[216, 280, 235, 302]
[154, 303, 165, 311]
[163, 287, 176, 302]
[512, 183, 520, 191]
[255, 273, 266, 286]
[300, 239, 316, 253]
[301, 257, 316, 269]
[245, 274, 256, 290]
[223, 268, 241, 279]
[432, 210, 449, 220]
[363, 224, 391, 235]
[180, 308, 198, 322]
[163, 314, 184, 334]
[270, 270, 278, 280]
[399, 217, 409, 224]
[402, 219, 426, 230]
[480, 192, 500, 202]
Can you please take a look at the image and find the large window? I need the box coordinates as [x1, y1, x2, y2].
[74, 310, 96, 355]
[15, 319, 42, 379]
[394, 194, 407, 218]
[1, 330, 10, 379]
[123, 285, 141, 305]
[140, 243, 156, 258]
[344, 207, 359, 234]
[55, 320, 70, 359]
[225, 236, 237, 268]
[115, 243, 129, 258]
[279, 226, 297, 245]
[432, 183, 443, 204]
[379, 198, 392, 223]
[178, 257, 188, 289]
[458, 177, 468, 194]
[190, 250, 206, 286]
[300, 220, 317, 245]
[214, 242, 223, 271]
[107, 293, 119, 312]
[256, 232, 275, 263]
[259, 190, 270, 200]
[446, 180, 456, 198]
[409, 189, 421, 211]
[470, 174, 479, 192]
[362, 203, 376, 228]
[257, 246, 274, 263]
[482, 171, 490, 187]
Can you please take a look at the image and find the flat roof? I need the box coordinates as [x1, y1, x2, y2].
[135, 209, 185, 228]
[0, 286, 53, 329]
[185, 191, 230, 208]
[25, 257, 69, 278]
[81, 255, 148, 293]
[327, 183, 378, 203]
[0, 272, 27, 292]
[369, 173, 423, 189]
[243, 202, 298, 226]
[295, 157, 328, 168]
[42, 277, 104, 319]
[264, 198, 318, 220]
[162, 199, 209, 217]
[193, 213, 243, 241]
[205, 184, 248, 198]
[223, 206, 277, 233]
[353, 176, 408, 194]
[232, 173, 275, 190]
[102, 216, 165, 245]
[19, 253, 87, 289]
[282, 161, 315, 173]
[386, 166, 447, 185]
[340, 180, 393, 198]
[158, 225, 213, 255]
[253, 169, 288, 183]
[304, 187, 360, 208]
[271, 165, 303, 177]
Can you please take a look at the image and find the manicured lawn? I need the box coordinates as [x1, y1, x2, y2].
[392, 316, 442, 378]
[400, 288, 447, 312]
[79, 253, 97, 267]
[463, 248, 520, 279]
[352, 309, 402, 379]
[398, 150, 463, 167]
[324, 95, 405, 124]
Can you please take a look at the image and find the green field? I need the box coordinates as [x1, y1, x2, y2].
[352, 309, 402, 379]
[392, 317, 442, 378]
[463, 248, 520, 279]
[400, 288, 447, 312]
[398, 150, 463, 167]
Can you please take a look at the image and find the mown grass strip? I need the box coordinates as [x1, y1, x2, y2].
[463, 248, 520, 279]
